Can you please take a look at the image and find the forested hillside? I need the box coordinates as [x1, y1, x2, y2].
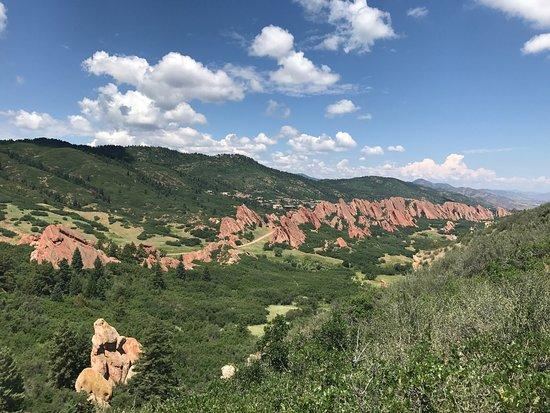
[0, 138, 476, 224]
[122, 204, 549, 412]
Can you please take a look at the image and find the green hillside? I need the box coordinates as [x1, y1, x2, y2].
[124, 203, 549, 412]
[0, 138, 477, 227]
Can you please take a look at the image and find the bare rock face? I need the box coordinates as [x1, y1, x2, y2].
[21, 225, 119, 269]
[496, 207, 511, 218]
[270, 216, 306, 248]
[76, 319, 141, 407]
[143, 240, 241, 271]
[89, 319, 141, 386]
[264, 197, 503, 249]
[335, 237, 348, 248]
[219, 204, 263, 239]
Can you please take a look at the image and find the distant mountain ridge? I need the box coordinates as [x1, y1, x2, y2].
[413, 179, 547, 210]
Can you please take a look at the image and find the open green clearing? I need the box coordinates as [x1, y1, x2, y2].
[247, 304, 299, 337]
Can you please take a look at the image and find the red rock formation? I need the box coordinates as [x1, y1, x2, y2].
[219, 217, 243, 239]
[265, 196, 498, 249]
[443, 221, 455, 233]
[236, 204, 262, 227]
[22, 225, 119, 269]
[76, 319, 141, 406]
[270, 216, 306, 248]
[142, 240, 241, 271]
[496, 207, 510, 217]
[335, 237, 348, 248]
[219, 204, 263, 238]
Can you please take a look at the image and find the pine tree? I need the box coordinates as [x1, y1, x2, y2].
[32, 263, 55, 296]
[68, 271, 82, 296]
[121, 243, 137, 262]
[128, 327, 178, 404]
[0, 346, 25, 412]
[202, 266, 211, 282]
[71, 248, 83, 272]
[175, 261, 186, 280]
[84, 258, 105, 299]
[50, 282, 63, 301]
[48, 329, 89, 389]
[57, 259, 71, 295]
[152, 263, 166, 290]
[107, 242, 119, 258]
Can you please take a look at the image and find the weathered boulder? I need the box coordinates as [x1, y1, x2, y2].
[220, 364, 237, 379]
[75, 367, 113, 408]
[90, 318, 141, 386]
[76, 319, 141, 406]
[22, 224, 119, 269]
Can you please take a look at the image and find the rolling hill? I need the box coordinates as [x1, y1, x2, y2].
[0, 138, 478, 225]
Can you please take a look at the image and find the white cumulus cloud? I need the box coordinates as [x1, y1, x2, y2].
[295, 0, 396, 53]
[361, 145, 384, 155]
[522, 33, 550, 54]
[249, 25, 341, 94]
[84, 51, 245, 104]
[476, 0, 550, 28]
[325, 99, 358, 117]
[282, 125, 357, 152]
[250, 25, 295, 59]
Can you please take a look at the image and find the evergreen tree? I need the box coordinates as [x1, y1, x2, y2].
[0, 346, 25, 412]
[128, 328, 178, 404]
[48, 329, 89, 389]
[152, 263, 166, 290]
[107, 242, 119, 258]
[57, 259, 71, 295]
[50, 282, 63, 301]
[0, 252, 14, 292]
[84, 258, 105, 299]
[121, 243, 137, 262]
[175, 261, 186, 280]
[71, 248, 83, 272]
[32, 263, 55, 296]
[202, 267, 211, 282]
[68, 271, 82, 296]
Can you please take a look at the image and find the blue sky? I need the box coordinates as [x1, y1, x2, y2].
[0, 0, 549, 191]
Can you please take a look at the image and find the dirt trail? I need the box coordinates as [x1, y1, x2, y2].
[165, 231, 273, 256]
[237, 231, 273, 248]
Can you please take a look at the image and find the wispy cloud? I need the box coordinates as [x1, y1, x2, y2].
[407, 7, 429, 19]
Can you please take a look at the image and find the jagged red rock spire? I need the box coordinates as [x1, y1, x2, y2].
[19, 224, 119, 269]
[217, 198, 504, 249]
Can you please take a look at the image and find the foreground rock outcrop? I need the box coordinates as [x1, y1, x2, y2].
[19, 224, 119, 269]
[75, 319, 141, 406]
